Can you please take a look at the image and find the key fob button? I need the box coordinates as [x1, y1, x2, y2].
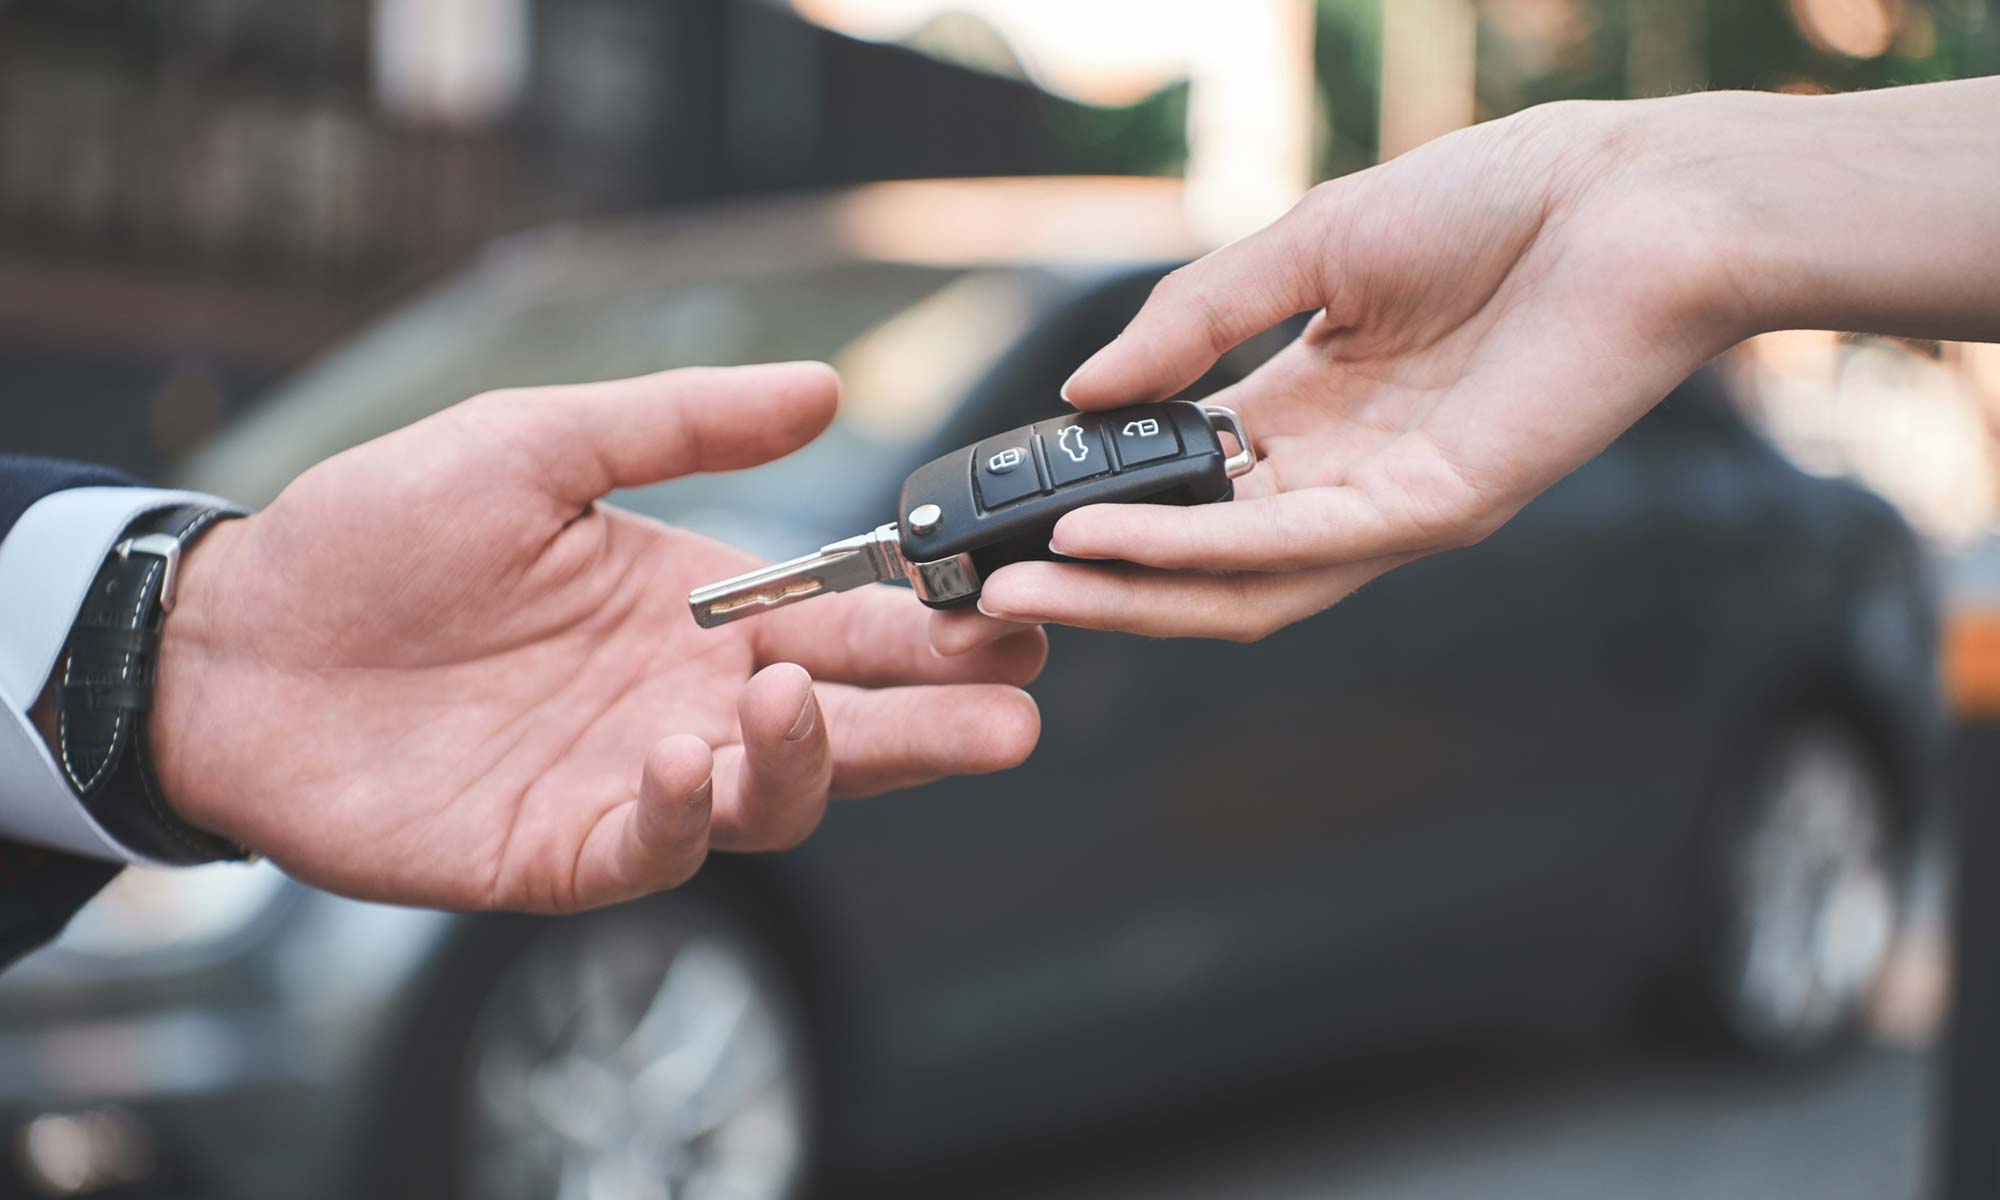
[974, 431, 1043, 509]
[1038, 417, 1110, 487]
[1110, 411, 1180, 466]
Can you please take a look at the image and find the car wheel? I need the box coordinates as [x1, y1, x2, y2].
[1701, 721, 1905, 1058]
[453, 893, 814, 1200]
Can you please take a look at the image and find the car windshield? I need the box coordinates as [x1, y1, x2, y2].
[180, 259, 1058, 554]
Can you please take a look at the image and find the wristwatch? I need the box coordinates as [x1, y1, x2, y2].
[55, 503, 250, 865]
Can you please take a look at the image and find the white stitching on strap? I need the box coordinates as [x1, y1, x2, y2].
[57, 508, 210, 801]
[58, 554, 157, 795]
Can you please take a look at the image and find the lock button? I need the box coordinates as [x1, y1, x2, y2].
[973, 430, 1043, 510]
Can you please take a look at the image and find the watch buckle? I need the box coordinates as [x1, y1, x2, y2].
[116, 533, 185, 613]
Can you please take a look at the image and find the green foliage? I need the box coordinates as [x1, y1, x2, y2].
[1039, 0, 1996, 180]
[1042, 80, 1190, 176]
[1315, 0, 1384, 178]
[1710, 0, 1994, 91]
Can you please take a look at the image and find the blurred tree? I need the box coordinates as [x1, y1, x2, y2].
[1315, 0, 1385, 176]
[1043, 81, 1190, 176]
[1058, 0, 1995, 183]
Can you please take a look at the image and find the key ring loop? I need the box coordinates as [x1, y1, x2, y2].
[1203, 405, 1257, 478]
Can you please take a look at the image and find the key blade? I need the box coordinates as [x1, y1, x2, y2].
[688, 524, 904, 628]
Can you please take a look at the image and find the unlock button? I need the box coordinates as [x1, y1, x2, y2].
[1111, 411, 1179, 466]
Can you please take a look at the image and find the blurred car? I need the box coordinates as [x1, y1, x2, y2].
[0, 178, 1945, 1200]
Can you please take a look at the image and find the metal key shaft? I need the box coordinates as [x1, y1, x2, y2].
[688, 523, 906, 628]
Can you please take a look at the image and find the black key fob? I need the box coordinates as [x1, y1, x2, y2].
[893, 401, 1254, 610]
[688, 401, 1255, 627]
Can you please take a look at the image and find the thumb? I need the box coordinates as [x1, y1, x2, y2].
[1061, 194, 1329, 409]
[472, 361, 840, 507]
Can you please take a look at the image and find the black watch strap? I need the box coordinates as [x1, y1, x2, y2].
[57, 503, 248, 865]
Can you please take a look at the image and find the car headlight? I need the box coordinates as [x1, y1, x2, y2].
[54, 861, 290, 960]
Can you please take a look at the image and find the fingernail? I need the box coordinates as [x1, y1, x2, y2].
[979, 597, 1043, 623]
[1049, 535, 1107, 561]
[1047, 517, 1074, 556]
[784, 692, 819, 742]
[690, 774, 714, 804]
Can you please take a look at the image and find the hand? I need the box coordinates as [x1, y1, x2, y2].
[148, 364, 1045, 911]
[977, 99, 1751, 640]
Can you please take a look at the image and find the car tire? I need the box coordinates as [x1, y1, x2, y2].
[374, 888, 817, 1200]
[1682, 718, 1909, 1059]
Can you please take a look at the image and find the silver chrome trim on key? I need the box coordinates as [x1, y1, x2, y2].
[1202, 405, 1257, 478]
[903, 551, 982, 605]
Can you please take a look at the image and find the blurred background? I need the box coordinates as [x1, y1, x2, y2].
[2, 1, 1998, 1198]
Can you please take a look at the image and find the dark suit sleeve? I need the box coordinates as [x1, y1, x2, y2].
[0, 455, 145, 968]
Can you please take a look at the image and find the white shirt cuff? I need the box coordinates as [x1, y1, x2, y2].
[0, 487, 241, 864]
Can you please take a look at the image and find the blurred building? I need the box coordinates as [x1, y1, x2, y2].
[3, 0, 1997, 548]
[0, 0, 1106, 478]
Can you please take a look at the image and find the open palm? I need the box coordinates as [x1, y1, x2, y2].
[981, 102, 1746, 640]
[152, 364, 1044, 911]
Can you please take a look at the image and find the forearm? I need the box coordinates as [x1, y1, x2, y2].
[1635, 78, 2000, 344]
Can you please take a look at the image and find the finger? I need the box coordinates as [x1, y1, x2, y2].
[710, 664, 832, 852]
[1061, 195, 1329, 409]
[928, 605, 1044, 658]
[1049, 488, 1428, 573]
[471, 361, 840, 506]
[753, 583, 1047, 687]
[570, 734, 714, 908]
[817, 683, 1040, 796]
[976, 558, 1395, 642]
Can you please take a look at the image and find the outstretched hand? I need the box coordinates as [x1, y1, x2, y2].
[150, 364, 1044, 911]
[979, 100, 1746, 640]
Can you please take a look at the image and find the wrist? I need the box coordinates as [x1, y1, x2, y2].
[1629, 81, 2000, 344]
[148, 514, 250, 844]
[1506, 94, 1773, 362]
[1650, 89, 1840, 339]
[1593, 90, 1790, 351]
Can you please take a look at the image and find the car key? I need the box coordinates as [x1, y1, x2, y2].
[688, 400, 1254, 627]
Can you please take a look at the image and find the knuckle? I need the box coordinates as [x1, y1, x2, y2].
[1213, 574, 1276, 643]
[1146, 268, 1194, 315]
[1146, 267, 1234, 355]
[1187, 289, 1235, 356]
[1301, 179, 1344, 217]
